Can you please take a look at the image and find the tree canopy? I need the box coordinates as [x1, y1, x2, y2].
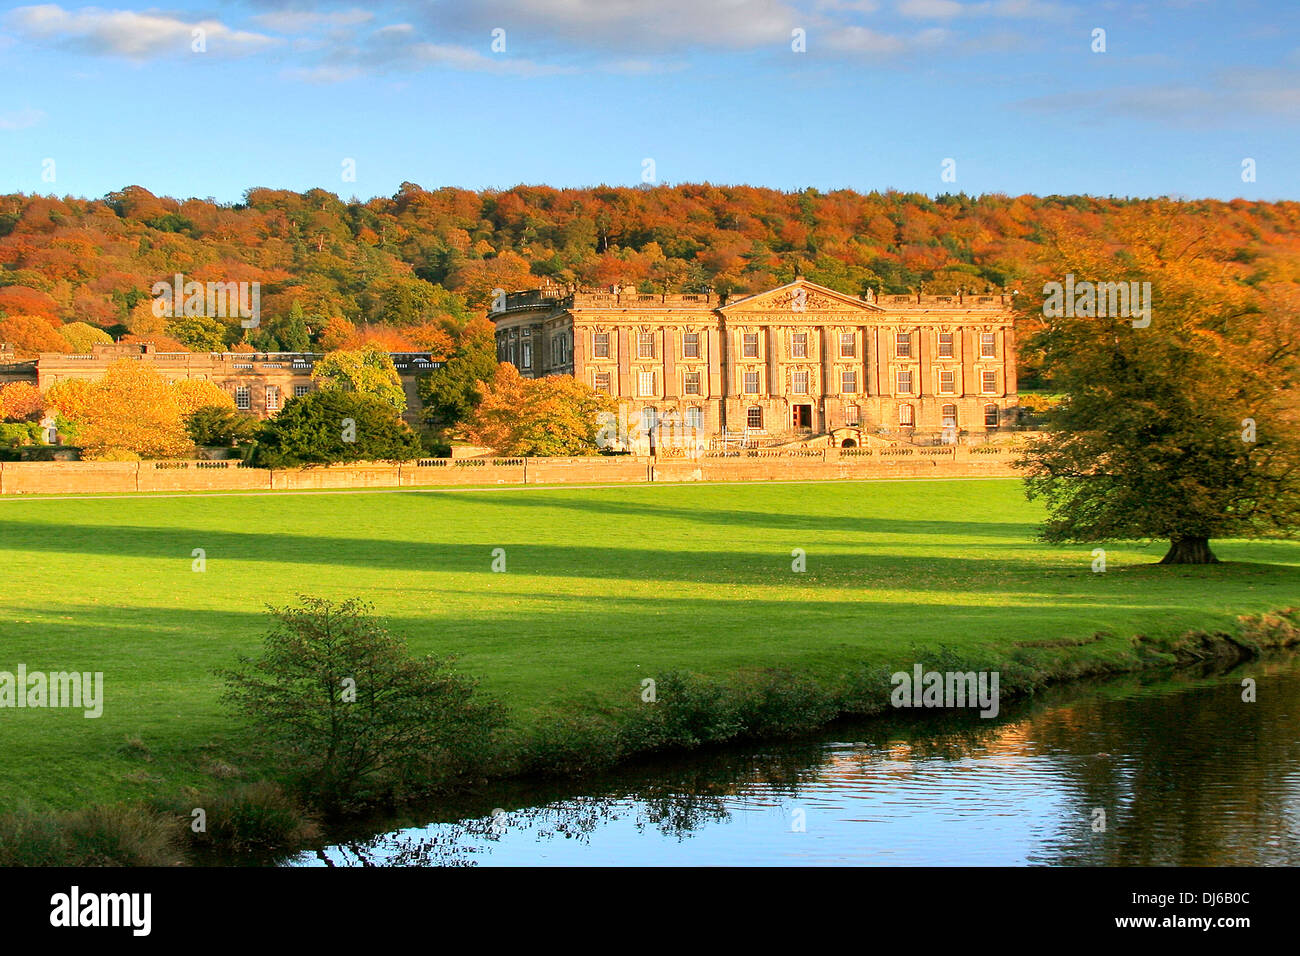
[1015, 207, 1300, 564]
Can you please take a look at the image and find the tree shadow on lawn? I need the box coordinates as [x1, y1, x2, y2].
[420, 489, 1043, 541]
[4, 518, 1287, 595]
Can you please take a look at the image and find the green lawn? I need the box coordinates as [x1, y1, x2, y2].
[2, 478, 1298, 811]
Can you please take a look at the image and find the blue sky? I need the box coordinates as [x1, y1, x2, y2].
[1, 0, 1297, 203]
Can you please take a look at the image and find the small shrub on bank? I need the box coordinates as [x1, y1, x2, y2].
[169, 782, 319, 855]
[219, 596, 506, 812]
[734, 669, 838, 738]
[622, 670, 744, 752]
[0, 805, 183, 867]
[524, 713, 625, 777]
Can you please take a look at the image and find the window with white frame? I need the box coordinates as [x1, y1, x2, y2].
[294, 384, 311, 399]
[980, 332, 997, 358]
[984, 403, 999, 426]
[839, 332, 856, 358]
[939, 370, 955, 394]
[792, 370, 809, 394]
[638, 332, 655, 359]
[683, 370, 701, 395]
[683, 332, 700, 359]
[896, 331, 912, 358]
[899, 403, 914, 426]
[938, 331, 955, 358]
[685, 407, 703, 431]
[896, 370, 913, 394]
[235, 385, 250, 410]
[639, 370, 656, 397]
[594, 372, 611, 394]
[791, 332, 808, 358]
[593, 332, 610, 358]
[841, 369, 858, 393]
[743, 369, 760, 394]
[742, 332, 759, 358]
[981, 370, 997, 393]
[642, 406, 659, 433]
[747, 406, 763, 429]
[522, 343, 532, 367]
[942, 404, 957, 429]
[845, 404, 860, 426]
[265, 385, 280, 411]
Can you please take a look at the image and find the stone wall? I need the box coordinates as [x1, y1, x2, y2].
[0, 447, 1020, 495]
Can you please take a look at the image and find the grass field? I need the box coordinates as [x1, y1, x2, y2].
[2, 478, 1298, 812]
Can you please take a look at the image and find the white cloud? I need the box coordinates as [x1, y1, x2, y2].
[250, 9, 375, 34]
[0, 107, 45, 131]
[6, 4, 277, 60]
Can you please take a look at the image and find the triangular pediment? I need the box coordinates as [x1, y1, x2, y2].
[719, 279, 883, 314]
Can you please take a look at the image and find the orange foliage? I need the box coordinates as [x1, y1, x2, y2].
[0, 314, 69, 356]
[0, 382, 44, 421]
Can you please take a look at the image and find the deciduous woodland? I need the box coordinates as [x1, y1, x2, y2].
[3, 185, 1299, 385]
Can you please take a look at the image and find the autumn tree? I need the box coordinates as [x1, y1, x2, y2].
[311, 345, 407, 412]
[0, 314, 68, 356]
[465, 364, 614, 457]
[0, 382, 44, 421]
[57, 321, 113, 353]
[43, 359, 220, 459]
[1016, 207, 1300, 564]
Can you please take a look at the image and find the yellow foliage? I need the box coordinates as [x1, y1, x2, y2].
[43, 359, 221, 459]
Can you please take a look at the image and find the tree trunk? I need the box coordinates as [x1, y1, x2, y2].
[1160, 535, 1219, 564]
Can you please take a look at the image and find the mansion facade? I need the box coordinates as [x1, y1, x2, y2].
[490, 279, 1019, 446]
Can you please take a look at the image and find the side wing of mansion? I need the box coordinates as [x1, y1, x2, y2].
[490, 278, 1018, 446]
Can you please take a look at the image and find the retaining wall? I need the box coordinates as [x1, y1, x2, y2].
[0, 446, 1021, 495]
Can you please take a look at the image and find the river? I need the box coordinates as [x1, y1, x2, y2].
[286, 657, 1299, 866]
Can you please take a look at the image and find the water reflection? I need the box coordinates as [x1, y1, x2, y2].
[288, 658, 1300, 867]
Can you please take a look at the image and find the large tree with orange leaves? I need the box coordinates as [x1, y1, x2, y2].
[1016, 207, 1300, 564]
[465, 364, 614, 457]
[43, 359, 226, 459]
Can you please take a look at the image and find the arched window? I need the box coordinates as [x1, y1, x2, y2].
[898, 403, 914, 426]
[747, 406, 763, 429]
[941, 404, 957, 429]
[984, 403, 999, 427]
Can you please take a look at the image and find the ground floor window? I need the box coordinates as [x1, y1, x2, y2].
[984, 403, 999, 426]
[845, 404, 860, 426]
[747, 406, 763, 429]
[594, 372, 611, 394]
[235, 385, 250, 410]
[898, 403, 914, 426]
[294, 384, 311, 398]
[642, 406, 659, 433]
[685, 407, 703, 430]
[941, 403, 957, 428]
[265, 385, 280, 411]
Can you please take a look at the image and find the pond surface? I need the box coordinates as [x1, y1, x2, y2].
[287, 658, 1300, 866]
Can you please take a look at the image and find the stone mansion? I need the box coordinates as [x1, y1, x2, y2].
[490, 279, 1019, 446]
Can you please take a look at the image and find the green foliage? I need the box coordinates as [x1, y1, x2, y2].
[0, 421, 43, 448]
[0, 805, 183, 867]
[185, 405, 261, 447]
[311, 346, 407, 411]
[251, 390, 422, 466]
[218, 596, 505, 810]
[251, 301, 311, 352]
[416, 324, 497, 431]
[166, 314, 230, 352]
[164, 782, 318, 855]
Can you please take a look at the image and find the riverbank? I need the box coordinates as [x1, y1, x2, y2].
[4, 608, 1298, 866]
[1, 480, 1298, 862]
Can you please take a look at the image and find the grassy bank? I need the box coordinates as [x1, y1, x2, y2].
[2, 478, 1299, 818]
